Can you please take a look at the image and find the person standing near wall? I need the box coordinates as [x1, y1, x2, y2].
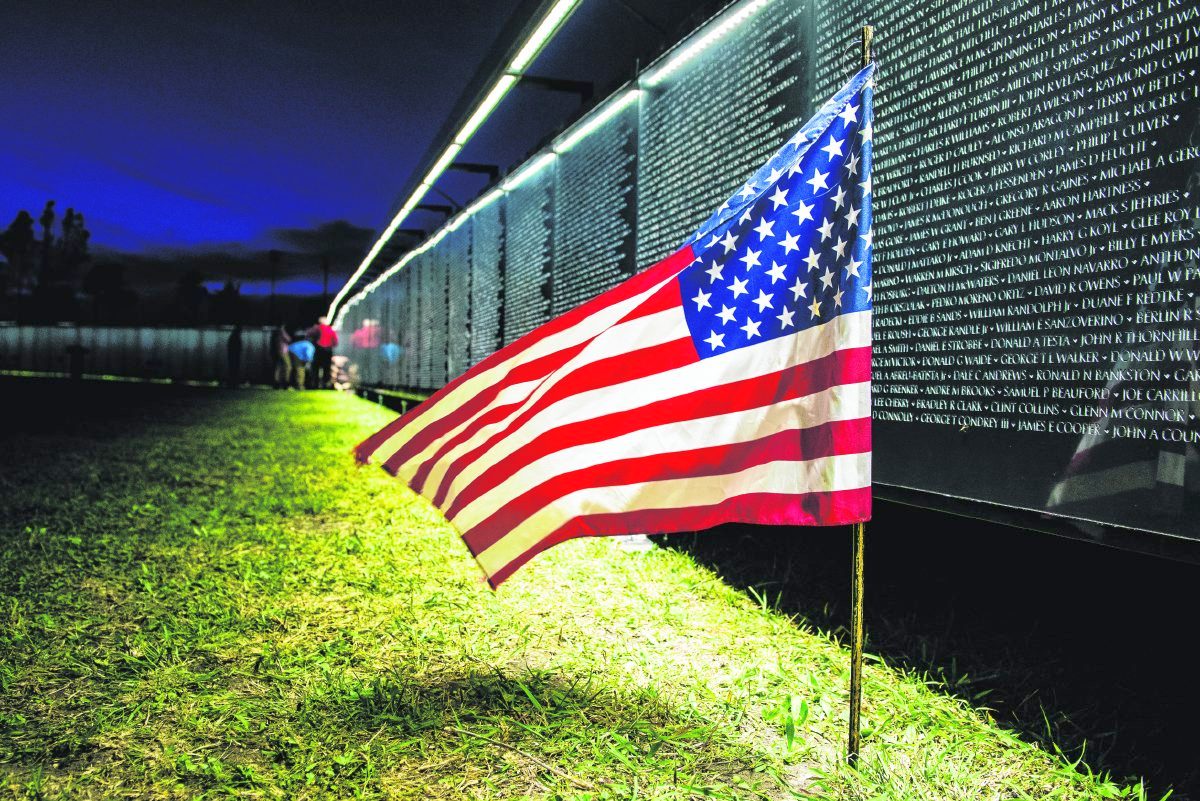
[287, 331, 314, 390]
[226, 325, 242, 388]
[270, 323, 292, 389]
[308, 315, 338, 389]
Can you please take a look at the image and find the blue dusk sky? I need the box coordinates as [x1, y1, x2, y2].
[0, 1, 702, 294]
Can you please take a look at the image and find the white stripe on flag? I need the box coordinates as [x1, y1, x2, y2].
[436, 310, 871, 508]
[372, 272, 680, 463]
[475, 452, 872, 574]
[450, 380, 871, 531]
[413, 305, 690, 488]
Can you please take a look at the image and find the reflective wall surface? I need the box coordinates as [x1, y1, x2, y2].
[337, 0, 1200, 544]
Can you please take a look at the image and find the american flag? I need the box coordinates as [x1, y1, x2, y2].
[356, 65, 876, 587]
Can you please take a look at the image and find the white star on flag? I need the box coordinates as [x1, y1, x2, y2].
[860, 121, 873, 142]
[806, 169, 829, 193]
[753, 217, 776, 240]
[807, 297, 822, 318]
[729, 276, 749, 298]
[766, 260, 788, 283]
[832, 186, 847, 210]
[720, 231, 738, 253]
[780, 231, 801, 254]
[833, 237, 848, 258]
[769, 186, 789, 209]
[845, 256, 863, 278]
[838, 102, 859, 127]
[817, 217, 834, 241]
[819, 266, 835, 290]
[844, 205, 860, 227]
[821, 137, 844, 160]
[803, 247, 821, 271]
[752, 289, 774, 312]
[739, 248, 762, 270]
[845, 152, 860, 176]
[791, 201, 814, 224]
[789, 276, 807, 300]
[776, 306, 796, 328]
[716, 304, 737, 325]
[692, 288, 712, 310]
[704, 330, 726, 350]
[705, 260, 724, 282]
[740, 317, 762, 339]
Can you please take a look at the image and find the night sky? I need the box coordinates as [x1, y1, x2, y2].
[0, 1, 705, 296]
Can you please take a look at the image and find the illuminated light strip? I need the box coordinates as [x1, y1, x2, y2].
[454, 74, 519, 146]
[554, 88, 640, 153]
[329, 0, 583, 319]
[503, 152, 556, 191]
[508, 0, 580, 72]
[640, 0, 773, 87]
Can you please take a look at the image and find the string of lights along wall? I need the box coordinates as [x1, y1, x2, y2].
[337, 0, 1200, 545]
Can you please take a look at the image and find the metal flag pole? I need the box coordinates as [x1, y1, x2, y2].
[847, 22, 872, 769]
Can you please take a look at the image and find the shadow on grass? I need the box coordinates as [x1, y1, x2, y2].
[655, 502, 1200, 801]
[315, 665, 780, 795]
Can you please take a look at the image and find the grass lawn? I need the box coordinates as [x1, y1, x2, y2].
[0, 381, 1155, 799]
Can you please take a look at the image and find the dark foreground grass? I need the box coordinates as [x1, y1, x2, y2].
[0, 381, 1157, 799]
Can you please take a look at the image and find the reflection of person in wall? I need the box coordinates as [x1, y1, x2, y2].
[226, 325, 242, 388]
[287, 332, 315, 390]
[351, 318, 382, 349]
[269, 324, 292, 389]
[308, 316, 339, 389]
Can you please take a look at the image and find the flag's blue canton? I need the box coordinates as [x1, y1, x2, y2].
[679, 73, 874, 359]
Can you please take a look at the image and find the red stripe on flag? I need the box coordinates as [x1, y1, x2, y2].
[462, 416, 870, 554]
[420, 282, 694, 502]
[482, 487, 873, 587]
[375, 339, 591, 467]
[442, 345, 870, 520]
[358, 245, 696, 463]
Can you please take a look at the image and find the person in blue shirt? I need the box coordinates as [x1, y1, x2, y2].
[287, 332, 315, 390]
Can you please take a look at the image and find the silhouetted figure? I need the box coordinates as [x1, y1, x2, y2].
[287, 332, 315, 390]
[308, 315, 338, 389]
[65, 343, 88, 381]
[270, 324, 292, 389]
[226, 325, 243, 388]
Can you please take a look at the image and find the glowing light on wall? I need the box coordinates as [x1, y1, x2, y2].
[329, 0, 583, 319]
[502, 152, 556, 191]
[641, 0, 772, 87]
[554, 88, 640, 154]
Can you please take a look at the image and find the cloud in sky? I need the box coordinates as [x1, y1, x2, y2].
[95, 219, 373, 296]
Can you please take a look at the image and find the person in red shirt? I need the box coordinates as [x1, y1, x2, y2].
[308, 316, 339, 389]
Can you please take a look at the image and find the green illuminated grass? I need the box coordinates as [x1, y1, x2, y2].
[0, 384, 1156, 799]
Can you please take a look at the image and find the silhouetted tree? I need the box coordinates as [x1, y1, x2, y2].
[174, 269, 209, 324]
[0, 211, 36, 294]
[83, 262, 138, 323]
[38, 201, 55, 281]
[211, 280, 242, 324]
[58, 208, 90, 278]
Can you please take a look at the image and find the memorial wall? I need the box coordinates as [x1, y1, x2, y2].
[338, 0, 1199, 546]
